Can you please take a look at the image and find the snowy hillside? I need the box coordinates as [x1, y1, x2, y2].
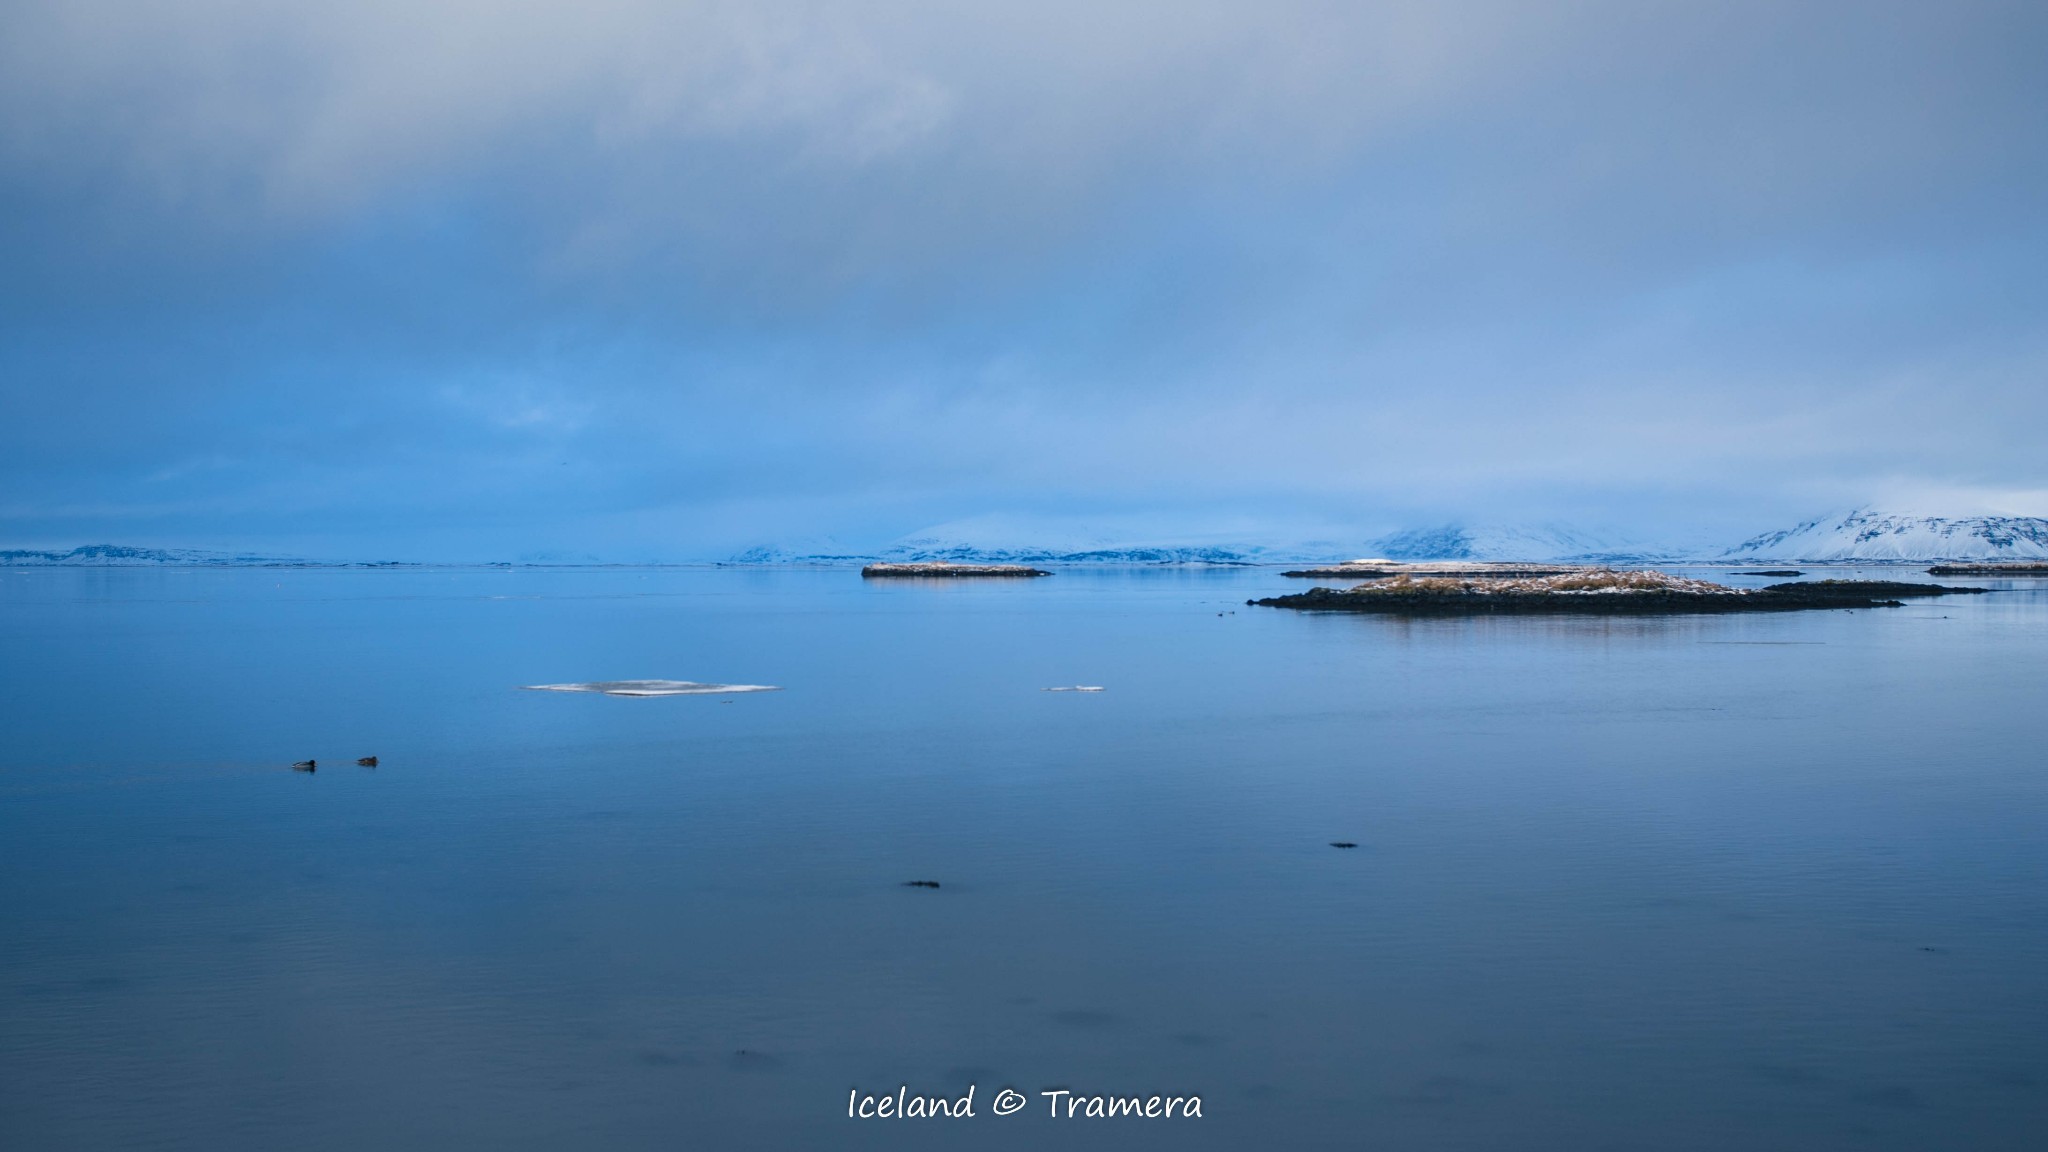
[726, 518, 1681, 566]
[730, 539, 1312, 565]
[1723, 511, 2048, 562]
[1365, 524, 1673, 564]
[0, 545, 423, 567]
[730, 515, 1367, 565]
[0, 544, 300, 566]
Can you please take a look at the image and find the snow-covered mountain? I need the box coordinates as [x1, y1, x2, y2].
[879, 514, 1362, 564]
[728, 538, 1304, 565]
[729, 515, 1368, 565]
[0, 544, 302, 566]
[1364, 524, 1674, 564]
[726, 517, 1681, 566]
[0, 544, 426, 567]
[1723, 510, 2048, 562]
[876, 540, 1270, 565]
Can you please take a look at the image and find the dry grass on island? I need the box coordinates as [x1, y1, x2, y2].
[861, 561, 1051, 578]
[1254, 568, 1986, 615]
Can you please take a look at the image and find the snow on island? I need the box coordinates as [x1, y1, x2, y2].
[861, 562, 1051, 578]
[1252, 569, 1987, 615]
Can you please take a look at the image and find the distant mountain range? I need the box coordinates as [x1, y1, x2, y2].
[1721, 511, 2048, 562]
[735, 512, 2048, 565]
[725, 517, 1341, 565]
[0, 545, 411, 568]
[728, 542, 1277, 565]
[1363, 524, 1673, 565]
[730, 521, 1670, 566]
[1, 545, 297, 566]
[13, 510, 2048, 568]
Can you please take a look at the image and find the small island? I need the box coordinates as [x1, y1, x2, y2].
[1253, 569, 1987, 615]
[1927, 562, 2048, 575]
[861, 561, 1051, 578]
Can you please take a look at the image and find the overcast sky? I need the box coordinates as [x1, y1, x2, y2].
[4, 1, 2045, 559]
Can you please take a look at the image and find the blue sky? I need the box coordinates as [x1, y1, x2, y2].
[4, 1, 2046, 560]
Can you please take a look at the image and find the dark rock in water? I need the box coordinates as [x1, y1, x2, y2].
[291, 760, 316, 772]
[1758, 579, 1986, 601]
[1739, 570, 1804, 577]
[356, 756, 378, 767]
[902, 880, 942, 889]
[1329, 841, 1358, 849]
[862, 562, 1050, 578]
[1253, 570, 1986, 616]
[1927, 562, 2048, 575]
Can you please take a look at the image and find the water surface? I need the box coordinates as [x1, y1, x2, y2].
[2, 565, 2044, 1150]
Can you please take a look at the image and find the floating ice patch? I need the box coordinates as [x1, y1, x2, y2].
[521, 680, 781, 697]
[1042, 685, 1106, 692]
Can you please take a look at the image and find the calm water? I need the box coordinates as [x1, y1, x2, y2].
[2, 565, 2045, 1150]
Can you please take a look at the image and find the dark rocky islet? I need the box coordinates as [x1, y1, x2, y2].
[1253, 571, 1987, 616]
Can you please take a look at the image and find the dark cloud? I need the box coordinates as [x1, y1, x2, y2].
[3, 1, 2045, 556]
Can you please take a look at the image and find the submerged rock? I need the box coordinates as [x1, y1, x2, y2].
[861, 562, 1050, 578]
[1253, 569, 1986, 616]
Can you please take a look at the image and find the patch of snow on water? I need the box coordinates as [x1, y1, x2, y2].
[521, 680, 781, 697]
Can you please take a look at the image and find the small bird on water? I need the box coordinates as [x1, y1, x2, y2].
[292, 760, 316, 773]
[356, 756, 378, 767]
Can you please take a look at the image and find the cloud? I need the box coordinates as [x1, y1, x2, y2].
[2, 2, 2046, 557]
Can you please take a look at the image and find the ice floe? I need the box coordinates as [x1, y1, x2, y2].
[521, 680, 781, 697]
[1042, 685, 1106, 692]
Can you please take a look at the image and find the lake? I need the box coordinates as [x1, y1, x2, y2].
[2, 565, 2044, 1150]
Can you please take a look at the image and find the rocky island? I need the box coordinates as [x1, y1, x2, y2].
[1253, 569, 1987, 615]
[860, 561, 1051, 578]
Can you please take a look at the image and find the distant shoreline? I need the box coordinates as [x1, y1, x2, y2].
[6, 552, 2045, 572]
